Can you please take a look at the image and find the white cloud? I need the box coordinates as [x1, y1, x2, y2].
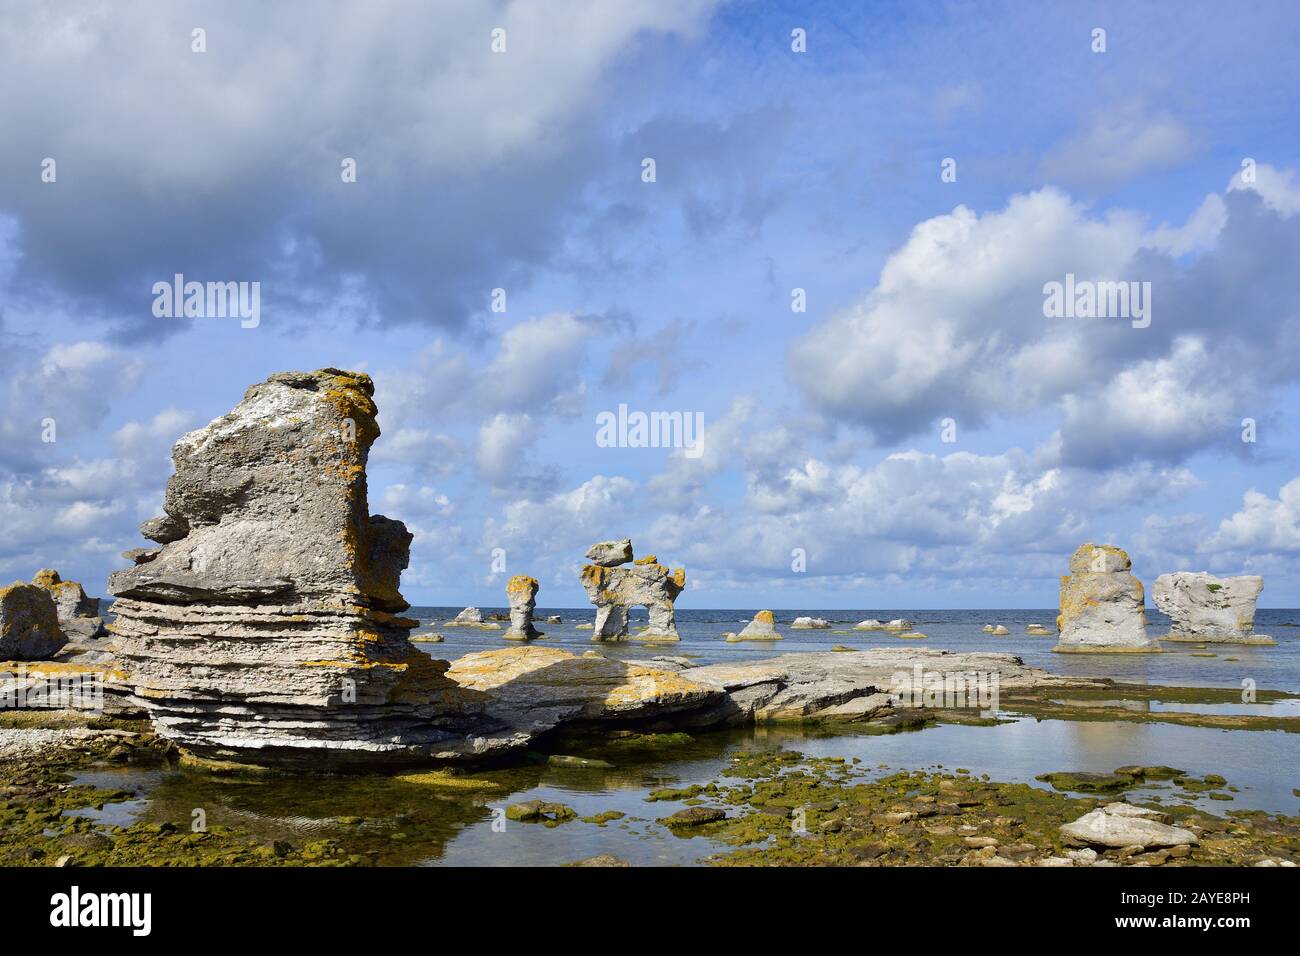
[1042, 99, 1195, 189]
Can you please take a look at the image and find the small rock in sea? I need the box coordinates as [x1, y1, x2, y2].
[449, 606, 483, 626]
[723, 609, 783, 642]
[898, 631, 927, 640]
[505, 800, 577, 824]
[882, 619, 913, 630]
[548, 754, 613, 769]
[575, 622, 594, 629]
[855, 619, 885, 630]
[411, 632, 444, 643]
[568, 855, 630, 867]
[1025, 623, 1054, 635]
[546, 615, 562, 624]
[791, 616, 831, 629]
[660, 806, 727, 828]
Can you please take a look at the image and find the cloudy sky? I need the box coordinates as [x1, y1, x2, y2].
[3, 0, 1300, 609]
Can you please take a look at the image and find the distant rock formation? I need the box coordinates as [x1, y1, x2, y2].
[1025, 623, 1054, 636]
[449, 607, 482, 625]
[107, 369, 487, 768]
[854, 619, 885, 630]
[579, 540, 684, 642]
[982, 624, 1009, 636]
[31, 569, 111, 660]
[791, 617, 831, 629]
[724, 610, 783, 642]
[1152, 572, 1274, 644]
[0, 582, 65, 660]
[1053, 544, 1158, 653]
[504, 575, 543, 641]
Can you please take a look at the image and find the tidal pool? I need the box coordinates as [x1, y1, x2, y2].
[68, 715, 1300, 866]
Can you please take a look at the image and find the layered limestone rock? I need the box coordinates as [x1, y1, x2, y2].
[504, 575, 543, 641]
[724, 610, 783, 642]
[0, 582, 66, 660]
[107, 369, 489, 768]
[579, 541, 684, 642]
[446, 646, 721, 736]
[31, 569, 111, 660]
[1053, 544, 1158, 653]
[1152, 572, 1273, 644]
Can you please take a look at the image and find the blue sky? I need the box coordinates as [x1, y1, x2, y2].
[3, 0, 1300, 609]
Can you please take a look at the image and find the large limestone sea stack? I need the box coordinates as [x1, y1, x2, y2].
[1053, 544, 1158, 653]
[579, 539, 684, 641]
[1152, 572, 1273, 644]
[108, 369, 482, 768]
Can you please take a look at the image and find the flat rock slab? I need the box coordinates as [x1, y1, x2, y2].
[1061, 807, 1198, 849]
[446, 646, 722, 735]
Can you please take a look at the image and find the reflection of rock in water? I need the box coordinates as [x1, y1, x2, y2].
[135, 766, 543, 866]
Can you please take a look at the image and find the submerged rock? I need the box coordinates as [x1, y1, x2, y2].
[0, 583, 65, 660]
[579, 542, 685, 641]
[1053, 544, 1158, 653]
[107, 369, 490, 769]
[503, 575, 543, 641]
[724, 610, 783, 642]
[1152, 572, 1273, 644]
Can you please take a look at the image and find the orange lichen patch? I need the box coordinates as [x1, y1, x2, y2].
[753, 610, 776, 625]
[31, 569, 61, 588]
[0, 660, 130, 683]
[507, 575, 539, 595]
[634, 554, 658, 565]
[671, 568, 686, 589]
[580, 565, 609, 587]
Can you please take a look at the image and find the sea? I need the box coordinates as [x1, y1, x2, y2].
[74, 605, 1300, 865]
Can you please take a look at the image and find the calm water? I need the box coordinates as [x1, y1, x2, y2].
[411, 606, 1300, 693]
[79, 605, 1299, 864]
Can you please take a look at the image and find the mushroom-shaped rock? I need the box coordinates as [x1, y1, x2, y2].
[504, 575, 544, 641]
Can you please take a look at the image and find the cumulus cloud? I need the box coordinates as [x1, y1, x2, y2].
[0, 0, 721, 333]
[788, 172, 1300, 467]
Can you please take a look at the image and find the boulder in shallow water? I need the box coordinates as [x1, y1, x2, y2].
[0, 582, 66, 660]
[1053, 544, 1158, 653]
[1152, 572, 1273, 644]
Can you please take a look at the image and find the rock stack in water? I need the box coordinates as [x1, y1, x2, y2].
[108, 369, 484, 769]
[724, 610, 783, 642]
[504, 575, 543, 641]
[1053, 544, 1158, 653]
[1152, 572, 1273, 644]
[579, 540, 684, 641]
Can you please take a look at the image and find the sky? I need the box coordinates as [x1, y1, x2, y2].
[3, 0, 1300, 609]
